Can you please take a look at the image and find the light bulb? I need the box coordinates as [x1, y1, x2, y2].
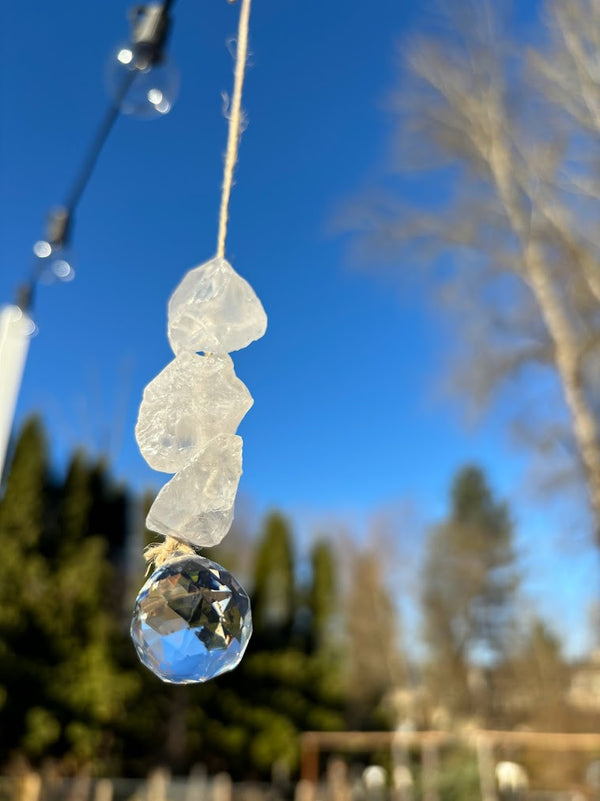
[34, 241, 76, 284]
[106, 45, 179, 119]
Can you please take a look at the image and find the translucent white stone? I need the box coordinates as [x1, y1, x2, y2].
[135, 352, 252, 473]
[146, 434, 242, 547]
[167, 256, 267, 355]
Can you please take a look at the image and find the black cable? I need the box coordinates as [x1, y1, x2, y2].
[65, 0, 178, 214]
[16, 73, 136, 315]
[17, 1, 179, 313]
[64, 72, 135, 214]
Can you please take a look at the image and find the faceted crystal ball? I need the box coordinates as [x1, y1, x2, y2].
[135, 352, 252, 473]
[168, 256, 267, 355]
[131, 554, 252, 683]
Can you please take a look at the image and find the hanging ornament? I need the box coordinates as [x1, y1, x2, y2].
[131, 552, 253, 683]
[130, 0, 263, 683]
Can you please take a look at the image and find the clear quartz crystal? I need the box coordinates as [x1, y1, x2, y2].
[135, 352, 252, 473]
[168, 256, 267, 355]
[131, 554, 252, 683]
[146, 434, 242, 547]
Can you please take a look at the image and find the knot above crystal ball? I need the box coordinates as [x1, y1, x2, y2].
[131, 554, 252, 683]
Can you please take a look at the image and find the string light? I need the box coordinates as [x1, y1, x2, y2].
[107, 4, 180, 119]
[17, 2, 181, 317]
[0, 0, 234, 486]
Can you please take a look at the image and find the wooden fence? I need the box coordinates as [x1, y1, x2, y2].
[299, 729, 600, 801]
[3, 730, 600, 801]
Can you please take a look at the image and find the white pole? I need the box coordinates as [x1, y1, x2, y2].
[0, 304, 35, 482]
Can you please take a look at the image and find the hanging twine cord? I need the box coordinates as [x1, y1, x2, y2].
[145, 537, 196, 571]
[146, 0, 252, 571]
[216, 0, 252, 259]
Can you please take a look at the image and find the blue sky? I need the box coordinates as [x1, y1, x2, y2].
[1, 0, 597, 655]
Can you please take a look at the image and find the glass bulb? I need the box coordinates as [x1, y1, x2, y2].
[34, 241, 76, 285]
[106, 45, 179, 120]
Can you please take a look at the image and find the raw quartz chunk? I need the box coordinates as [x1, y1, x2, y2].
[146, 434, 243, 548]
[168, 256, 268, 355]
[135, 351, 252, 473]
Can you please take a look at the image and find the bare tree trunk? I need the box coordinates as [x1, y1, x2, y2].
[488, 143, 600, 539]
[524, 247, 600, 537]
[382, 2, 600, 544]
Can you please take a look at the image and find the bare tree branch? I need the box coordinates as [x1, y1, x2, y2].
[347, 0, 600, 540]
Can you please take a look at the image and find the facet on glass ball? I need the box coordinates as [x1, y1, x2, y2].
[131, 554, 252, 683]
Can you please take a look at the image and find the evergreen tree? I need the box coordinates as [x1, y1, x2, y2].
[0, 417, 53, 760]
[0, 425, 138, 770]
[307, 540, 336, 654]
[198, 512, 301, 775]
[422, 465, 519, 721]
[42, 450, 137, 768]
[0, 433, 351, 777]
[252, 512, 295, 645]
[302, 540, 345, 734]
[0, 416, 48, 549]
[87, 459, 130, 564]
